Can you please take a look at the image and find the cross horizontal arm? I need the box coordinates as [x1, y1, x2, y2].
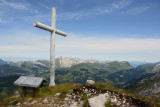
[33, 21, 67, 37]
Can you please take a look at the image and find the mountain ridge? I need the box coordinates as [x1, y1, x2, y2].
[124, 62, 160, 99]
[0, 57, 160, 101]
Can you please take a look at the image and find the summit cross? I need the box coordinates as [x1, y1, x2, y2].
[33, 7, 67, 86]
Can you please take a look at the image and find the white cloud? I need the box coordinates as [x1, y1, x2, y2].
[0, 32, 160, 62]
[57, 0, 132, 20]
[57, 0, 151, 20]
[0, 0, 28, 10]
[55, 34, 160, 53]
[121, 5, 150, 15]
[110, 0, 132, 10]
[0, 0, 34, 23]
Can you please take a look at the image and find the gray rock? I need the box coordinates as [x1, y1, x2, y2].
[27, 98, 32, 101]
[69, 101, 78, 107]
[14, 91, 19, 95]
[141, 81, 160, 97]
[31, 100, 37, 104]
[12, 94, 20, 98]
[43, 98, 49, 103]
[16, 102, 20, 106]
[66, 94, 72, 98]
[86, 80, 95, 84]
[23, 101, 28, 104]
[152, 63, 160, 73]
[54, 93, 61, 96]
[88, 93, 108, 107]
[64, 97, 70, 101]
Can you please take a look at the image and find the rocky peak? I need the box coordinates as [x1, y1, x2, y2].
[152, 63, 160, 73]
[140, 81, 160, 99]
[56, 57, 104, 68]
[56, 57, 85, 68]
[6, 61, 46, 68]
[6, 61, 23, 67]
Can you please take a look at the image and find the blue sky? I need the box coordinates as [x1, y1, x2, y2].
[0, 0, 160, 62]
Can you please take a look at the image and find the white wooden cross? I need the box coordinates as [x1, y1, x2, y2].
[33, 7, 67, 86]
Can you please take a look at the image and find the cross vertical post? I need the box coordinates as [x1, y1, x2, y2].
[50, 7, 56, 86]
[33, 7, 67, 86]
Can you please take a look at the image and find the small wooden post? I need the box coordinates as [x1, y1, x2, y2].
[22, 87, 26, 97]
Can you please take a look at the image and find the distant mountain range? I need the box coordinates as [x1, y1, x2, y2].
[0, 57, 149, 67]
[0, 57, 104, 68]
[0, 57, 160, 100]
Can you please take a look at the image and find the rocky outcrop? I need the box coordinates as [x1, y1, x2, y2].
[136, 63, 160, 98]
[71, 85, 151, 107]
[88, 92, 151, 107]
[8, 85, 152, 107]
[151, 63, 160, 80]
[140, 82, 160, 99]
[152, 63, 160, 73]
[88, 94, 107, 107]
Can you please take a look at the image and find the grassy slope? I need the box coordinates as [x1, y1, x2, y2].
[55, 62, 133, 84]
[107, 63, 157, 86]
[0, 83, 160, 106]
[125, 75, 160, 94]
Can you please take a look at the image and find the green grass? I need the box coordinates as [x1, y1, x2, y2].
[104, 101, 116, 107]
[0, 82, 160, 106]
[36, 83, 78, 98]
[83, 100, 89, 107]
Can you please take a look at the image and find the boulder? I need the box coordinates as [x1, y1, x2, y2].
[43, 98, 49, 103]
[86, 80, 95, 84]
[88, 93, 108, 107]
[31, 100, 37, 104]
[54, 93, 61, 96]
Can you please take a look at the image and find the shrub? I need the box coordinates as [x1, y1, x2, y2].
[104, 101, 116, 107]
